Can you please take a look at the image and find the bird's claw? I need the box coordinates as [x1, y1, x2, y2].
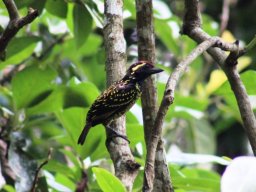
[105, 127, 130, 145]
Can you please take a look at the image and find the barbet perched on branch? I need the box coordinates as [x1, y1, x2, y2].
[78, 61, 163, 145]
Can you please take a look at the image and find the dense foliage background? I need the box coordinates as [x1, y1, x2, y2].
[0, 0, 256, 191]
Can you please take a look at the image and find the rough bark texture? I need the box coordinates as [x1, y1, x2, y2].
[135, 0, 173, 191]
[182, 0, 256, 155]
[103, 0, 140, 191]
[136, 0, 157, 146]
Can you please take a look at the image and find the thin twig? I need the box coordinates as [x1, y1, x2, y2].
[0, 1, 39, 60]
[219, 0, 230, 36]
[30, 148, 53, 192]
[245, 35, 256, 51]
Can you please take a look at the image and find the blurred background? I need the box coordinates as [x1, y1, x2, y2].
[0, 0, 256, 191]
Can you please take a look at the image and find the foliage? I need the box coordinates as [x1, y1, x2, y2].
[0, 0, 255, 191]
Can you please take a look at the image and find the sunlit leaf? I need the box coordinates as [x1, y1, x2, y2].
[206, 70, 227, 95]
[11, 65, 57, 109]
[92, 167, 126, 192]
[1, 36, 40, 68]
[44, 160, 75, 178]
[56, 107, 107, 160]
[173, 177, 220, 192]
[45, 0, 67, 18]
[73, 4, 93, 48]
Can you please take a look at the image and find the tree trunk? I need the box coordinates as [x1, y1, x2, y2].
[103, 0, 140, 191]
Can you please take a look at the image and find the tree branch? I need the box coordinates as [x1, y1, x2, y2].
[3, 0, 19, 20]
[30, 148, 52, 192]
[135, 0, 173, 191]
[182, 0, 256, 155]
[103, 0, 140, 191]
[0, 1, 39, 60]
[143, 38, 217, 192]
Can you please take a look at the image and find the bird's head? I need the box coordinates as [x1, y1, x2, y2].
[124, 61, 163, 82]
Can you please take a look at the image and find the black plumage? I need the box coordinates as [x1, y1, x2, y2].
[78, 61, 163, 145]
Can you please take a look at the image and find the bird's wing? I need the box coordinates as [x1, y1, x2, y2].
[87, 82, 140, 124]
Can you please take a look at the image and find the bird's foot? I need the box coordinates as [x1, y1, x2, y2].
[106, 127, 130, 145]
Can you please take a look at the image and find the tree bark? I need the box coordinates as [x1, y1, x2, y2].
[103, 0, 140, 191]
[135, 0, 173, 191]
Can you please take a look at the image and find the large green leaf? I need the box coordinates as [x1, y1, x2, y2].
[14, 0, 33, 9]
[66, 78, 100, 107]
[73, 4, 93, 48]
[126, 123, 145, 154]
[11, 65, 57, 109]
[155, 18, 179, 55]
[44, 160, 75, 179]
[173, 178, 220, 192]
[188, 119, 216, 154]
[26, 86, 65, 115]
[26, 79, 100, 115]
[30, 0, 47, 14]
[170, 164, 221, 191]
[45, 0, 67, 18]
[215, 70, 256, 95]
[1, 36, 40, 68]
[92, 167, 126, 192]
[56, 107, 107, 160]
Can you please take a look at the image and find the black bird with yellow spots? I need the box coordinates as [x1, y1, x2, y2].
[78, 61, 163, 145]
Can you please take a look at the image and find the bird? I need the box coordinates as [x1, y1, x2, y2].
[77, 61, 163, 145]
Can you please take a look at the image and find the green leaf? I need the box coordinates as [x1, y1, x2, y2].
[215, 70, 256, 95]
[11, 66, 57, 109]
[26, 86, 65, 115]
[56, 107, 107, 160]
[155, 18, 179, 55]
[173, 177, 220, 192]
[73, 4, 93, 48]
[44, 160, 75, 179]
[1, 36, 40, 68]
[127, 124, 145, 147]
[30, 0, 47, 14]
[14, 0, 33, 9]
[189, 119, 216, 154]
[92, 167, 126, 192]
[55, 173, 76, 190]
[126, 111, 139, 124]
[181, 168, 220, 181]
[66, 79, 100, 108]
[45, 0, 68, 18]
[26, 79, 100, 115]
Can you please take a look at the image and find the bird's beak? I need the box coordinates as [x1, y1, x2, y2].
[147, 67, 164, 75]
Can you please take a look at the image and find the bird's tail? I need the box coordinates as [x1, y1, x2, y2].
[78, 124, 91, 145]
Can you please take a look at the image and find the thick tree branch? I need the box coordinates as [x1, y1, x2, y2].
[3, 0, 19, 20]
[182, 0, 256, 155]
[103, 1, 140, 191]
[135, 0, 173, 191]
[136, 0, 157, 147]
[0, 0, 39, 60]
